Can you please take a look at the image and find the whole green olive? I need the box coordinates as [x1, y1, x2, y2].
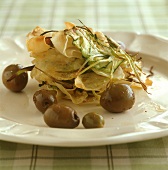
[100, 83, 135, 113]
[44, 103, 80, 128]
[33, 89, 57, 113]
[2, 64, 28, 92]
[82, 112, 105, 129]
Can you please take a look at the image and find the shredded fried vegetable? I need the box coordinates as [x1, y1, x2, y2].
[26, 21, 149, 104]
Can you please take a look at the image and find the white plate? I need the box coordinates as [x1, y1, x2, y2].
[0, 32, 168, 147]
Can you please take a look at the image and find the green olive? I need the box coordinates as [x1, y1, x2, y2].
[2, 64, 28, 92]
[100, 83, 135, 113]
[44, 103, 80, 128]
[82, 112, 105, 129]
[33, 89, 57, 113]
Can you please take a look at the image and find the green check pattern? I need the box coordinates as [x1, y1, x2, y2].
[1, 139, 168, 170]
[0, 0, 168, 170]
[0, 0, 167, 37]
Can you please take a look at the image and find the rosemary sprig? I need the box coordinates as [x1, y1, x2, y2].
[65, 22, 147, 91]
[7, 65, 34, 82]
[40, 30, 58, 36]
